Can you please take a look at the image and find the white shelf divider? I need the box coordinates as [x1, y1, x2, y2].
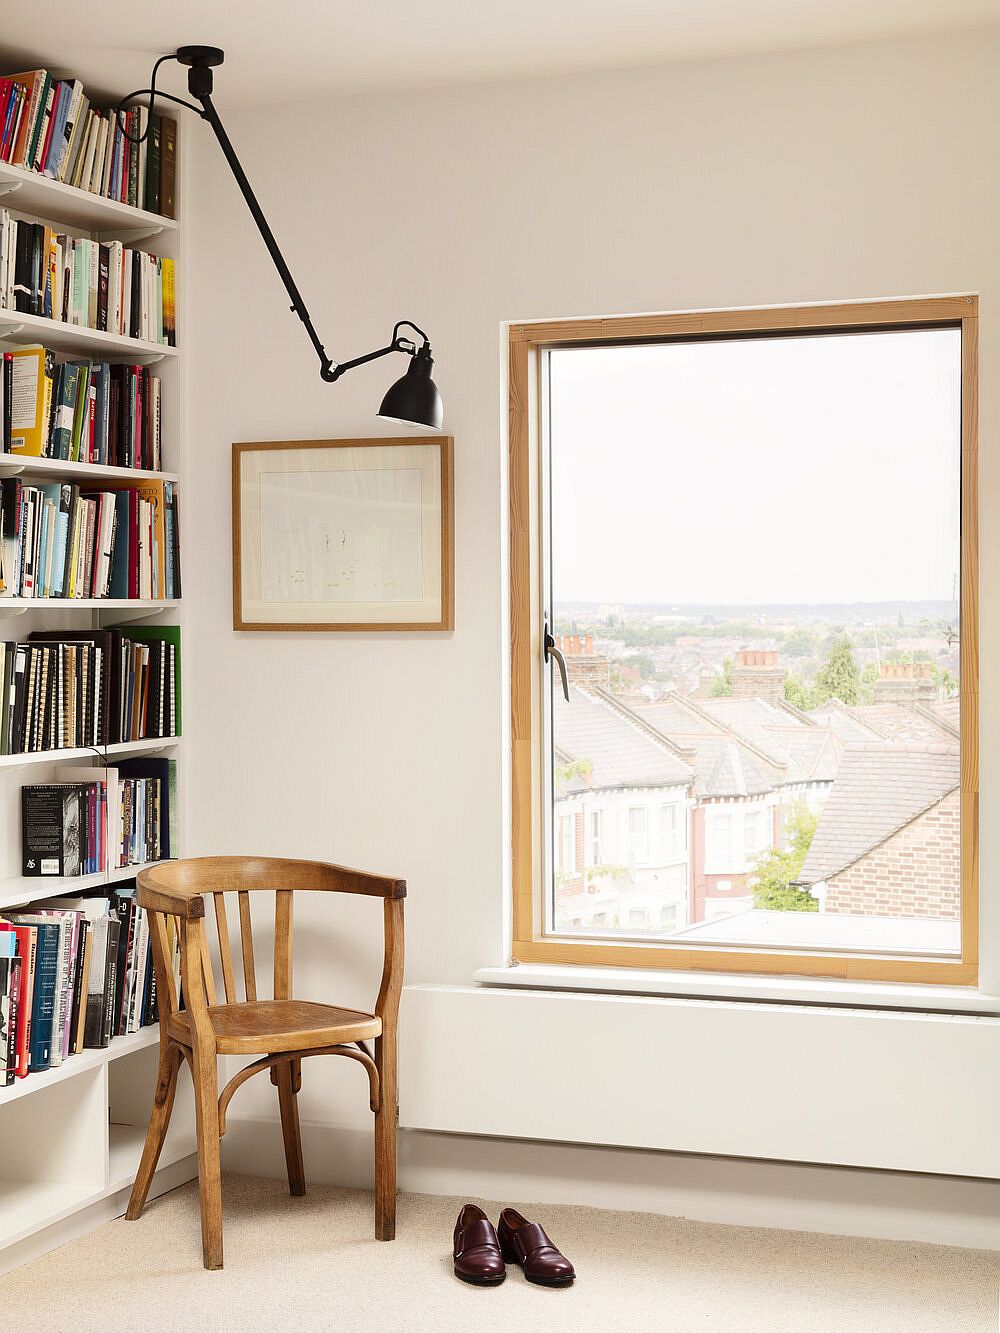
[0, 453, 177, 484]
[0, 308, 176, 360]
[0, 736, 180, 771]
[0, 859, 171, 913]
[0, 160, 178, 235]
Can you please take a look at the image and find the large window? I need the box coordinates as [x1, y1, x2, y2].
[510, 298, 978, 983]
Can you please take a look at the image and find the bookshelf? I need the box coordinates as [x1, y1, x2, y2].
[0, 105, 195, 1274]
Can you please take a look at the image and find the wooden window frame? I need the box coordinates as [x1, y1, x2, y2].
[509, 296, 979, 984]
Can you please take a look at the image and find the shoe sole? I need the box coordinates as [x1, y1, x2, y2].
[524, 1273, 575, 1287]
[454, 1268, 506, 1286]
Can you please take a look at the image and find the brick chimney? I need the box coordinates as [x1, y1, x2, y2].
[874, 661, 936, 705]
[556, 634, 611, 688]
[730, 649, 787, 704]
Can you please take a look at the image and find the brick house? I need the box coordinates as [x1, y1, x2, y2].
[796, 742, 960, 919]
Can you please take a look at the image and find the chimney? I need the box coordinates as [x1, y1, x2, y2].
[730, 649, 787, 704]
[874, 661, 936, 705]
[556, 634, 610, 688]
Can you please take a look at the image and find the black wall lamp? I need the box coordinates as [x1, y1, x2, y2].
[118, 46, 443, 429]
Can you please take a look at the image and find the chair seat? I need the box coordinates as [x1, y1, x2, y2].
[168, 999, 382, 1054]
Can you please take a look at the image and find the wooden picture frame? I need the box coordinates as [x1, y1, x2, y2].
[233, 436, 454, 631]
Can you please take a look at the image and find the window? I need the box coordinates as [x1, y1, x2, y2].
[510, 297, 978, 983]
[588, 809, 603, 865]
[659, 803, 683, 861]
[627, 807, 649, 863]
[557, 814, 575, 875]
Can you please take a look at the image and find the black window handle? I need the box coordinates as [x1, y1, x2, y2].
[544, 626, 570, 702]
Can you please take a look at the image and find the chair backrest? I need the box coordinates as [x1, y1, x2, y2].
[136, 856, 406, 1027]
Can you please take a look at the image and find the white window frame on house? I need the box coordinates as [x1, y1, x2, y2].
[588, 809, 603, 866]
[659, 802, 683, 862]
[508, 296, 979, 985]
[627, 805, 650, 863]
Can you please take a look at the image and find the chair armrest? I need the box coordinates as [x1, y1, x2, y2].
[136, 867, 206, 919]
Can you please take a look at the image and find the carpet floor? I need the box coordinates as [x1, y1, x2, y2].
[2, 1174, 997, 1332]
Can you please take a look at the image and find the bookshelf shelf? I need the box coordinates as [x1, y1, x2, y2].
[0, 160, 178, 235]
[108, 1122, 194, 1193]
[0, 736, 180, 771]
[0, 308, 176, 360]
[0, 1026, 159, 1108]
[0, 598, 180, 619]
[0, 859, 171, 913]
[0, 452, 178, 484]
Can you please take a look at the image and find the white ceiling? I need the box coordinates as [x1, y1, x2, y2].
[1, 0, 998, 106]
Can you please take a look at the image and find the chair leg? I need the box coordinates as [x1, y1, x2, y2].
[125, 1041, 183, 1221]
[374, 1032, 397, 1241]
[276, 1058, 306, 1196]
[192, 1047, 224, 1270]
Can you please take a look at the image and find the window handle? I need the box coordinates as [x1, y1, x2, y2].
[544, 627, 571, 702]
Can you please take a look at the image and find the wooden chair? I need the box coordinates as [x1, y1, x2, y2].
[124, 855, 405, 1270]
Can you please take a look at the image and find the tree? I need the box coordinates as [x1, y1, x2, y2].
[708, 657, 733, 697]
[784, 674, 817, 711]
[859, 660, 879, 705]
[783, 625, 820, 658]
[814, 636, 861, 706]
[751, 805, 819, 912]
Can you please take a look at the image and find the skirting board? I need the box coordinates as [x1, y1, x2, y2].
[0, 1154, 197, 1278]
[398, 984, 1000, 1178]
[217, 1119, 1000, 1250]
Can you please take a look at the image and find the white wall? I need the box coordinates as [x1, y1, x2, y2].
[185, 28, 1000, 1192]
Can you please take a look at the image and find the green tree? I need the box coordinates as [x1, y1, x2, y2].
[708, 657, 733, 697]
[751, 805, 819, 912]
[859, 660, 879, 705]
[784, 674, 817, 711]
[814, 636, 861, 706]
[783, 626, 820, 658]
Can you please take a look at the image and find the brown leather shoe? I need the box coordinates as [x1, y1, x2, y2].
[453, 1204, 506, 1285]
[498, 1207, 576, 1286]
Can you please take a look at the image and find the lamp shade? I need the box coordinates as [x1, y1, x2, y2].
[378, 344, 443, 430]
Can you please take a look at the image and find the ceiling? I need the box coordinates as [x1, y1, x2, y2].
[1, 0, 998, 106]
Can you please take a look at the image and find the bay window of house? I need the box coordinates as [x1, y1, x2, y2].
[510, 297, 978, 983]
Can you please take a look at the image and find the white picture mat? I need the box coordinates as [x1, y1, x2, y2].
[239, 443, 443, 625]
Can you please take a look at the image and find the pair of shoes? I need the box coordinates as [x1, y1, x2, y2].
[452, 1204, 576, 1287]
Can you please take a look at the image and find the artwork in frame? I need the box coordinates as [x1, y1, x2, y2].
[233, 436, 454, 630]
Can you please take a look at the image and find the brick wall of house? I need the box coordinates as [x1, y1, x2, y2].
[824, 789, 960, 919]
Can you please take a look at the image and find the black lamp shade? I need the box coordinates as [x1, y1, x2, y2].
[378, 345, 443, 430]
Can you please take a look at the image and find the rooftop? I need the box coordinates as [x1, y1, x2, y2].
[797, 742, 960, 886]
[554, 687, 693, 794]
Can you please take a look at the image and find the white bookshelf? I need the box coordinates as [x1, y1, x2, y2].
[0, 115, 194, 1272]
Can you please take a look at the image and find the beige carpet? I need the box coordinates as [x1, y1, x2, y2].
[2, 1174, 997, 1332]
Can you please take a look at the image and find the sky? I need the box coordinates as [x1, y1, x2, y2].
[549, 328, 962, 607]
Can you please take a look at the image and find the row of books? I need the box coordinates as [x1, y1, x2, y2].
[0, 882, 176, 1082]
[0, 626, 181, 754]
[21, 755, 176, 877]
[1, 344, 162, 468]
[0, 69, 177, 217]
[0, 477, 180, 600]
[0, 219, 176, 346]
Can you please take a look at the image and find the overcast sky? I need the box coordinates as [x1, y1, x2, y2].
[549, 328, 961, 607]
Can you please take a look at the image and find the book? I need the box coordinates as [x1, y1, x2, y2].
[21, 783, 82, 875]
[0, 942, 21, 1085]
[7, 344, 55, 456]
[6, 917, 59, 1071]
[0, 921, 34, 1077]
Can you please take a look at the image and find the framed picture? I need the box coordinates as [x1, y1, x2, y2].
[233, 436, 454, 631]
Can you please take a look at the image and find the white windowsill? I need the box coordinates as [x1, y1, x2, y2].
[472, 963, 1000, 1015]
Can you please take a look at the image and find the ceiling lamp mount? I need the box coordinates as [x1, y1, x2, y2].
[118, 47, 443, 430]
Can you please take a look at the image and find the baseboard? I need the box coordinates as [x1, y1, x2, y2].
[219, 1119, 1000, 1250]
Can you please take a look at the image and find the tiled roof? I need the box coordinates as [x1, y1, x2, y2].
[842, 703, 958, 744]
[797, 742, 960, 886]
[927, 697, 961, 733]
[633, 697, 782, 797]
[699, 697, 843, 784]
[807, 699, 886, 744]
[553, 687, 693, 793]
